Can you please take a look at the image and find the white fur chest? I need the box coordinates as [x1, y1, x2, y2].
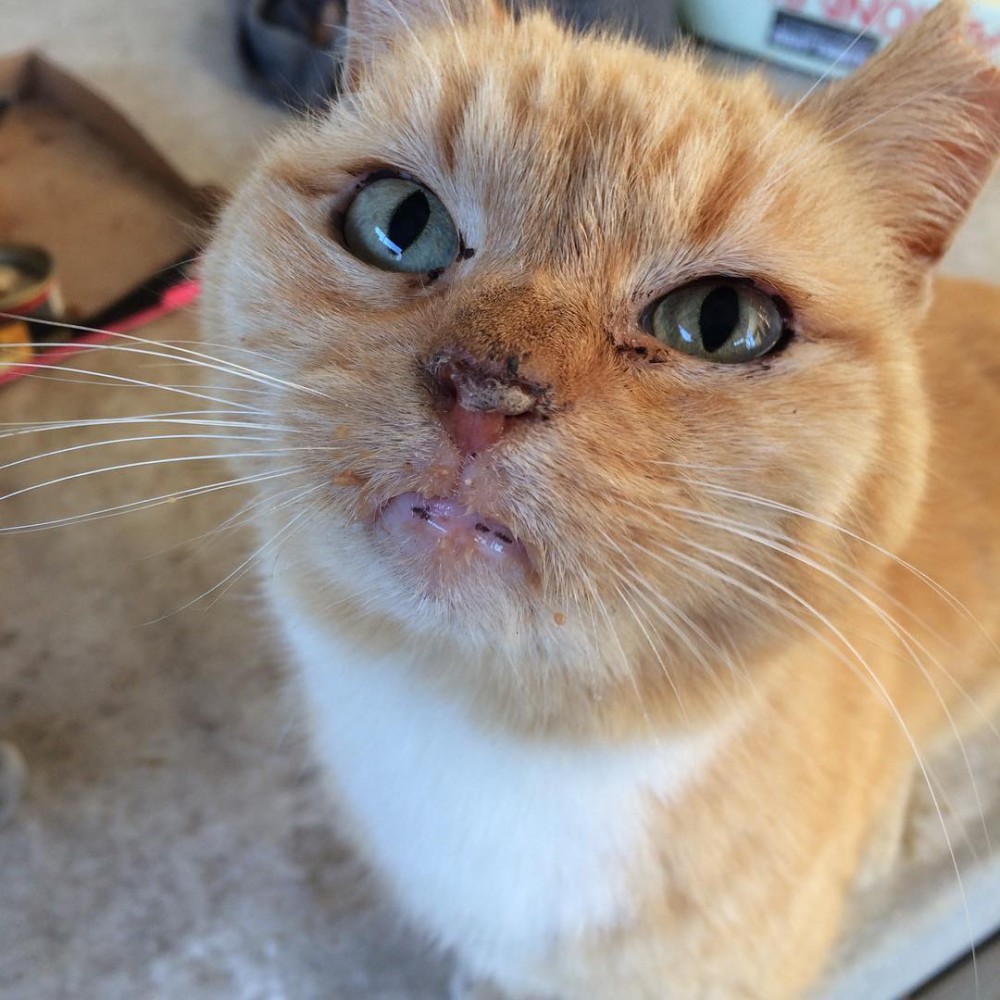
[280, 608, 725, 975]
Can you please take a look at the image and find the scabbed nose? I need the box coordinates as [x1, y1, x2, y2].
[426, 352, 544, 455]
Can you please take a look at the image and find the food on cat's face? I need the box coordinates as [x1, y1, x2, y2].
[425, 348, 549, 455]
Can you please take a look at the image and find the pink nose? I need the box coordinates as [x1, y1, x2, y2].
[426, 353, 542, 455]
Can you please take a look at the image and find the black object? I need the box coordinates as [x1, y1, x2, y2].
[547, 0, 677, 50]
[80, 250, 200, 335]
[236, 0, 346, 110]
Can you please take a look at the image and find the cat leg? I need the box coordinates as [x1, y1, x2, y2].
[0, 742, 26, 826]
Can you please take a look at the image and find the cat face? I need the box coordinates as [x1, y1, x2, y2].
[202, 0, 998, 729]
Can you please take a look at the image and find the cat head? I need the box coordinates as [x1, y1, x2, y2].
[202, 0, 999, 733]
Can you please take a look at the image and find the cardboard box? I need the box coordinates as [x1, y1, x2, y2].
[0, 52, 221, 386]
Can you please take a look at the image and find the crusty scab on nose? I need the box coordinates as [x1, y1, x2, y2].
[423, 349, 557, 455]
[424, 350, 555, 416]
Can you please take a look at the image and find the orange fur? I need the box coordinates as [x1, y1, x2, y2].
[201, 1, 1000, 995]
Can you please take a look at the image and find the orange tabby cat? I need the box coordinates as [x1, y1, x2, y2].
[201, 1, 1000, 996]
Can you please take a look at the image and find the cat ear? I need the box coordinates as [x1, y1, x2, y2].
[804, 0, 1000, 270]
[342, 0, 505, 89]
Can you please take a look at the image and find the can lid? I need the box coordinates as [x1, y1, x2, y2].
[0, 263, 28, 297]
[0, 245, 54, 310]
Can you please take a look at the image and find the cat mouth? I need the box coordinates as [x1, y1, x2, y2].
[376, 492, 532, 586]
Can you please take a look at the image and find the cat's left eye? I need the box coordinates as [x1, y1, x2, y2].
[342, 176, 459, 274]
[649, 279, 785, 364]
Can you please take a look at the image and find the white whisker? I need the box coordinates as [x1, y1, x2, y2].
[672, 503, 993, 858]
[0, 467, 304, 534]
[659, 530, 979, 969]
[0, 411, 280, 436]
[0, 433, 283, 474]
[7, 314, 331, 399]
[146, 480, 316, 559]
[0, 450, 317, 505]
[143, 492, 322, 624]
[6, 362, 265, 413]
[695, 480, 1000, 664]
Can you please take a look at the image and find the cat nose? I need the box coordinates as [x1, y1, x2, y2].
[426, 351, 542, 455]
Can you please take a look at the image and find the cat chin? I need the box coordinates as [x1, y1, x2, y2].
[271, 550, 600, 706]
[284, 517, 542, 642]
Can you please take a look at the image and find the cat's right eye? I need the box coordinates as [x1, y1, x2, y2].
[342, 176, 459, 274]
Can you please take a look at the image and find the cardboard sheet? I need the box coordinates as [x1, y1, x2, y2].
[0, 52, 218, 382]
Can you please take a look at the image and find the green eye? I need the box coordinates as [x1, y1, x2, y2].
[650, 279, 785, 363]
[342, 177, 459, 273]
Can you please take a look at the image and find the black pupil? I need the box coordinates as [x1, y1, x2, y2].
[699, 285, 740, 353]
[388, 189, 431, 252]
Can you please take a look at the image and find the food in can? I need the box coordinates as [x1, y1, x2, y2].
[0, 318, 32, 371]
[0, 244, 67, 343]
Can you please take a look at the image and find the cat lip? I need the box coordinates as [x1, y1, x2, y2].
[375, 492, 533, 585]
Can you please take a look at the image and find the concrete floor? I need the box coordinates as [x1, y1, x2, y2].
[0, 2, 998, 999]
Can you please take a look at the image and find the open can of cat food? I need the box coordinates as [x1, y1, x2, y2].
[0, 245, 67, 355]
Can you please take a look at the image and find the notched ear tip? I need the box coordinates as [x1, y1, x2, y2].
[921, 0, 968, 33]
[969, 62, 1000, 134]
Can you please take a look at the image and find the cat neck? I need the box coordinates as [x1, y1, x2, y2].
[275, 595, 744, 972]
[270, 572, 750, 747]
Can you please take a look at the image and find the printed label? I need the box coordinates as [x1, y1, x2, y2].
[778, 1, 1000, 57]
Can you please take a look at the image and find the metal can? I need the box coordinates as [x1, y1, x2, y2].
[0, 245, 66, 343]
